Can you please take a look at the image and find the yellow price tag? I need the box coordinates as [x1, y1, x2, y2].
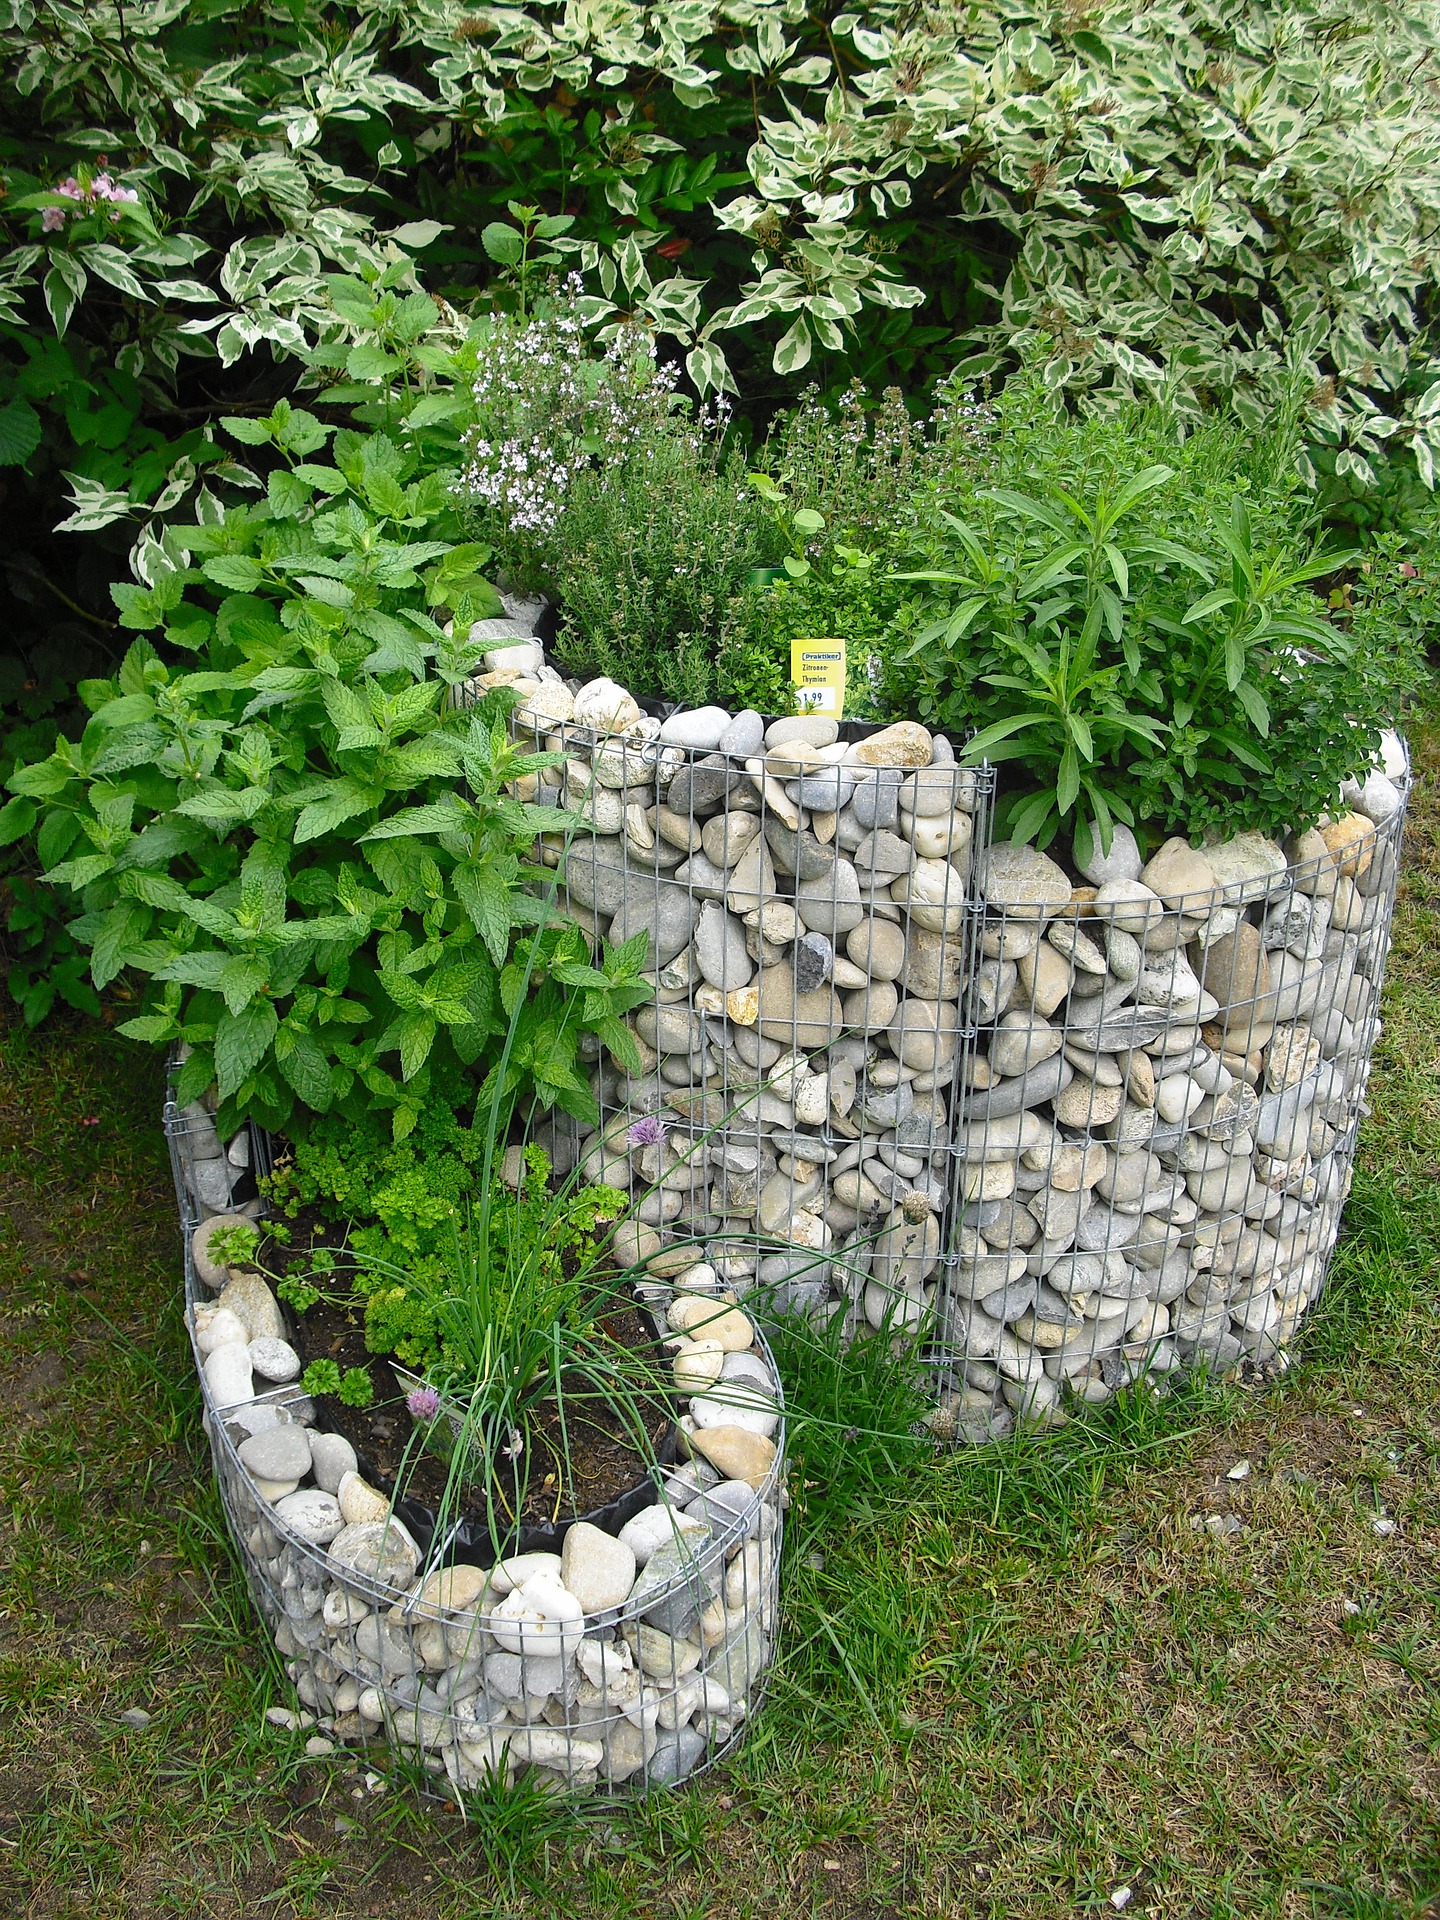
[790, 637, 846, 720]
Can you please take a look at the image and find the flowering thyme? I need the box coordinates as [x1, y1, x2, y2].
[458, 283, 682, 574]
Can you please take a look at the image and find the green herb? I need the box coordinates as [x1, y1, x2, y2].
[6, 304, 652, 1141]
[299, 1357, 374, 1408]
[891, 385, 1423, 850]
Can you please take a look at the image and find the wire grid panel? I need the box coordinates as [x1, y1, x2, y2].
[166, 1099, 786, 1797]
[516, 707, 997, 1336]
[165, 1085, 262, 1223]
[926, 786, 1408, 1443]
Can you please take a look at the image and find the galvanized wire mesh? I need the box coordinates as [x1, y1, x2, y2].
[511, 704, 999, 1341]
[165, 1094, 786, 1797]
[925, 779, 1408, 1443]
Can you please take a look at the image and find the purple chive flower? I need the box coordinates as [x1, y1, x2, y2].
[406, 1386, 441, 1421]
[628, 1115, 667, 1148]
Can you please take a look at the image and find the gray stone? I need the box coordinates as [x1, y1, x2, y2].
[1074, 822, 1142, 887]
[724, 839, 776, 915]
[975, 842, 1072, 917]
[766, 715, 838, 749]
[852, 830, 915, 880]
[648, 1723, 709, 1785]
[309, 1431, 357, 1496]
[636, 1004, 704, 1054]
[1203, 830, 1288, 903]
[796, 861, 864, 937]
[796, 765, 855, 811]
[718, 709, 765, 757]
[990, 1012, 1063, 1078]
[852, 771, 904, 830]
[793, 932, 834, 992]
[694, 903, 753, 992]
[764, 817, 837, 880]
[274, 1488, 345, 1546]
[563, 837, 632, 916]
[249, 1336, 301, 1383]
[609, 888, 699, 966]
[238, 1425, 312, 1485]
[659, 706, 732, 751]
[668, 754, 742, 816]
[887, 997, 961, 1072]
[958, 1053, 1072, 1122]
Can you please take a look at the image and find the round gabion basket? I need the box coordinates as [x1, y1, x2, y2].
[925, 759, 1409, 1441]
[476, 652, 999, 1343]
[463, 614, 1411, 1432]
[165, 1103, 785, 1797]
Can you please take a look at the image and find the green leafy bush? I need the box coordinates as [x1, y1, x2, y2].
[887, 387, 1423, 849]
[546, 428, 772, 709]
[2, 303, 652, 1138]
[9, 0, 1440, 544]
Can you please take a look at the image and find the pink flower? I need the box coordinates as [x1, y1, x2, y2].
[57, 177, 84, 200]
[406, 1385, 441, 1421]
[42, 208, 65, 232]
[627, 1115, 667, 1148]
[92, 173, 115, 197]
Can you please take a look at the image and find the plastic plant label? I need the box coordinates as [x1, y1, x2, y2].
[790, 637, 846, 718]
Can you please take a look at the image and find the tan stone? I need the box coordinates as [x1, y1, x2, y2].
[960, 1160, 1017, 1202]
[755, 967, 845, 1048]
[689, 1425, 777, 1489]
[765, 741, 829, 779]
[1016, 939, 1071, 1016]
[1289, 827, 1339, 899]
[1121, 1049, 1156, 1108]
[1140, 837, 1221, 909]
[1265, 1021, 1322, 1092]
[1052, 1077, 1125, 1128]
[725, 985, 760, 1026]
[851, 722, 934, 769]
[668, 1298, 754, 1349]
[1198, 920, 1275, 1029]
[407, 1564, 493, 1622]
[1319, 811, 1376, 880]
[902, 924, 965, 1000]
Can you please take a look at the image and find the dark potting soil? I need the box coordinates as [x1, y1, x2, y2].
[267, 1202, 677, 1538]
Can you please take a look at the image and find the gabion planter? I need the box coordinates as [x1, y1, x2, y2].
[929, 758, 1409, 1441]
[166, 1101, 786, 1796]
[471, 632, 997, 1337]
[466, 611, 1409, 1434]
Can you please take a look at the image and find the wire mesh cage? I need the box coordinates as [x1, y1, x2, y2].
[922, 770, 1409, 1443]
[164, 1081, 268, 1227]
[506, 695, 999, 1343]
[165, 1091, 786, 1798]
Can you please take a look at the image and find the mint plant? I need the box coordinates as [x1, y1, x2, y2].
[4, 302, 652, 1140]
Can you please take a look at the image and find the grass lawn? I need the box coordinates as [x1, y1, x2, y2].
[1, 726, 1437, 1920]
